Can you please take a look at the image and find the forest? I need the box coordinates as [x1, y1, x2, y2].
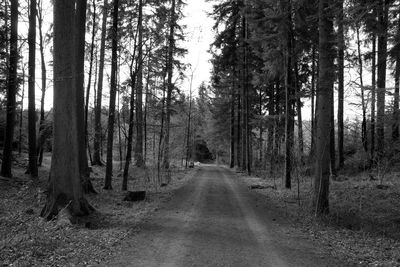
[1, 0, 400, 266]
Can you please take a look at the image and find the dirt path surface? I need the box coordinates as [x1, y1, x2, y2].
[104, 165, 346, 267]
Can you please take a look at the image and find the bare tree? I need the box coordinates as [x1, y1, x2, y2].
[1, 0, 18, 178]
[41, 0, 92, 219]
[104, 0, 119, 190]
[27, 0, 38, 178]
[313, 0, 334, 215]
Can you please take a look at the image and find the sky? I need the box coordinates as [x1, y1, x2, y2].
[180, 0, 214, 95]
[19, 1, 216, 111]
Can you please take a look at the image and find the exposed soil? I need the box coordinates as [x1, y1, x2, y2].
[104, 165, 348, 266]
[0, 153, 196, 266]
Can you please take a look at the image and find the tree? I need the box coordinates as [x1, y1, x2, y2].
[337, 0, 345, 168]
[41, 0, 92, 219]
[162, 0, 176, 173]
[27, 0, 38, 178]
[313, 0, 334, 215]
[104, 0, 119, 190]
[376, 0, 389, 155]
[1, 0, 18, 178]
[36, 0, 49, 166]
[135, 0, 144, 167]
[392, 13, 400, 141]
[93, 0, 108, 166]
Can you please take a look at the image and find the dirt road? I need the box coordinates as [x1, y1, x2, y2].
[105, 165, 345, 267]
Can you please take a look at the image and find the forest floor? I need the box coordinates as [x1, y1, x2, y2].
[244, 165, 400, 266]
[0, 153, 196, 266]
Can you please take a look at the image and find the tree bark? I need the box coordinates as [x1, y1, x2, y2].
[162, 0, 176, 175]
[19, 65, 25, 155]
[27, 0, 38, 178]
[392, 15, 400, 141]
[356, 26, 368, 152]
[85, 0, 97, 166]
[337, 0, 344, 168]
[313, 0, 334, 215]
[104, 0, 119, 190]
[135, 0, 144, 167]
[284, 0, 294, 189]
[41, 0, 93, 220]
[371, 32, 376, 160]
[376, 0, 389, 156]
[74, 0, 96, 194]
[37, 0, 47, 167]
[93, 0, 108, 166]
[1, 0, 18, 178]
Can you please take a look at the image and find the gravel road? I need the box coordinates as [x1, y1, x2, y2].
[105, 165, 346, 267]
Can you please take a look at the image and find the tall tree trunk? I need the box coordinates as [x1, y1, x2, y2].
[313, 0, 334, 215]
[41, 0, 93, 220]
[122, 76, 135, 191]
[284, 0, 294, 189]
[230, 91, 235, 168]
[75, 0, 96, 194]
[356, 26, 368, 151]
[1, 0, 18, 178]
[371, 32, 377, 160]
[376, 0, 389, 156]
[392, 15, 400, 141]
[143, 49, 151, 166]
[162, 0, 176, 174]
[122, 22, 140, 190]
[135, 0, 144, 167]
[294, 61, 304, 161]
[37, 0, 46, 166]
[337, 0, 344, 168]
[85, 0, 97, 166]
[236, 84, 241, 168]
[93, 0, 108, 166]
[267, 83, 274, 166]
[186, 72, 194, 168]
[19, 65, 25, 155]
[27, 0, 38, 178]
[310, 45, 316, 158]
[330, 86, 336, 176]
[104, 0, 119, 190]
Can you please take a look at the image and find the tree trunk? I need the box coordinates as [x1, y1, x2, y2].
[392, 15, 400, 141]
[313, 0, 334, 215]
[337, 0, 344, 168]
[162, 0, 176, 174]
[122, 73, 136, 191]
[104, 0, 119, 190]
[371, 32, 376, 160]
[186, 72, 194, 168]
[236, 85, 241, 168]
[27, 0, 38, 178]
[41, 0, 93, 220]
[330, 86, 336, 176]
[230, 91, 235, 168]
[75, 0, 96, 194]
[85, 0, 97, 166]
[19, 65, 25, 155]
[376, 0, 389, 156]
[356, 26, 368, 152]
[294, 61, 303, 161]
[310, 45, 316, 159]
[135, 0, 144, 167]
[93, 0, 108, 166]
[1, 0, 18, 178]
[284, 0, 294, 189]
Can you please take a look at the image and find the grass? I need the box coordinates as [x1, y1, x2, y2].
[241, 163, 400, 266]
[0, 153, 195, 266]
